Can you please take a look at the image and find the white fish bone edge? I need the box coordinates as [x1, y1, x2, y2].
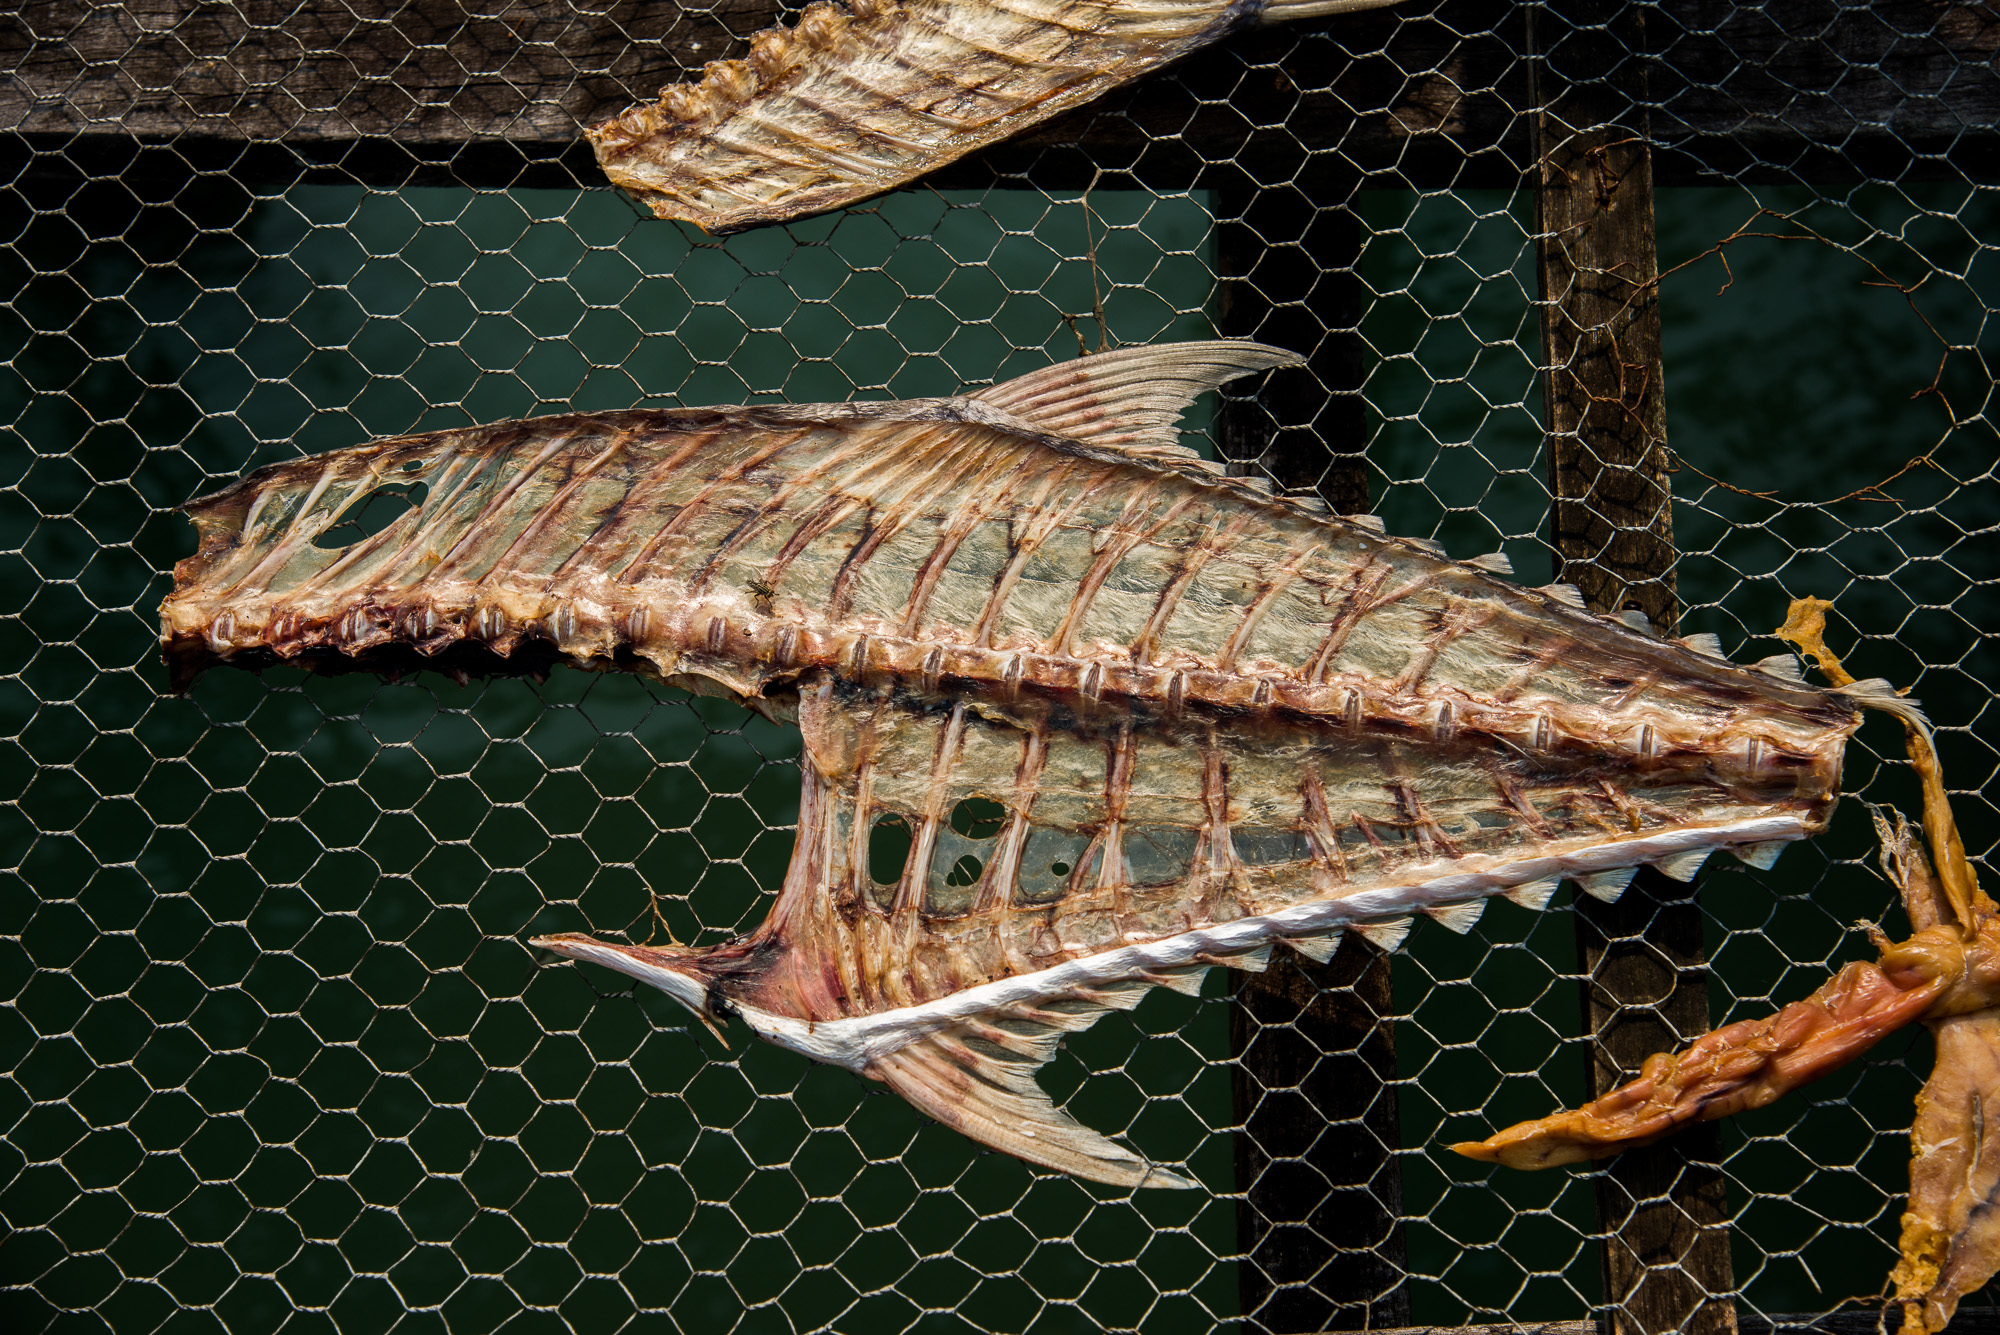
[537, 814, 1805, 1074]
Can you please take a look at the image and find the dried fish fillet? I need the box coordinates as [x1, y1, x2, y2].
[162, 341, 1870, 1186]
[591, 0, 1401, 233]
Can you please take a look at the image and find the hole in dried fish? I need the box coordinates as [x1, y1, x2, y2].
[1018, 827, 1091, 904]
[949, 797, 1006, 840]
[314, 481, 428, 550]
[925, 827, 993, 917]
[867, 813, 913, 889]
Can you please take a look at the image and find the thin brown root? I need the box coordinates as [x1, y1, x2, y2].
[1777, 596, 1989, 933]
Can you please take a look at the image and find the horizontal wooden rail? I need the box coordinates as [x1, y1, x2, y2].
[4, 0, 1996, 191]
[1364, 1313, 2000, 1335]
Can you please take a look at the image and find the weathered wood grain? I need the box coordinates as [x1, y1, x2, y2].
[1219, 175, 1408, 1334]
[1358, 1314, 2000, 1335]
[1533, 5, 1735, 1335]
[5, 1, 1996, 191]
[1232, 937, 1408, 1333]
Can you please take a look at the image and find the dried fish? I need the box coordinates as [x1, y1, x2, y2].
[1455, 600, 1995, 1334]
[162, 341, 1874, 1187]
[591, 0, 1400, 234]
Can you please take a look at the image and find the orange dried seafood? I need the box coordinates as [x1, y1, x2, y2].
[1455, 599, 2000, 1334]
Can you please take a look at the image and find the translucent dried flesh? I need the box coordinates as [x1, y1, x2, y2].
[161, 341, 1864, 1186]
[589, 0, 1400, 233]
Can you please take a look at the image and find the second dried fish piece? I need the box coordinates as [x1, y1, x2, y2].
[592, 0, 1400, 233]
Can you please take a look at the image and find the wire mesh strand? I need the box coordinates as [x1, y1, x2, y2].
[2, 1, 1997, 1331]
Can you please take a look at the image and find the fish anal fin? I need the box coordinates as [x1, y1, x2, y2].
[1199, 942, 1274, 972]
[1653, 848, 1712, 883]
[1354, 917, 1413, 952]
[1139, 964, 1210, 996]
[1426, 899, 1487, 935]
[868, 1029, 1196, 1189]
[1284, 931, 1343, 964]
[1575, 866, 1638, 902]
[1504, 876, 1561, 911]
[1733, 839, 1787, 871]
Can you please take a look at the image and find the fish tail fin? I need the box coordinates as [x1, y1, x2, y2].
[866, 974, 1204, 1189]
[868, 1032, 1194, 1189]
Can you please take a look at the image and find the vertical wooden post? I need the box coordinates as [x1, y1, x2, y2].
[1219, 179, 1409, 1334]
[1531, 6, 1738, 1335]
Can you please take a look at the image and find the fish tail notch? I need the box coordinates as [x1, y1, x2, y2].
[867, 1030, 1195, 1189]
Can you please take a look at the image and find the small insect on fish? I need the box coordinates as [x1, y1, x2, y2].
[161, 341, 1889, 1189]
[591, 0, 1401, 234]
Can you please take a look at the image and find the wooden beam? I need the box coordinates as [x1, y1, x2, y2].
[1531, 6, 1735, 1335]
[1230, 940, 1406, 1333]
[1220, 177, 1406, 1333]
[1352, 1314, 2000, 1335]
[5, 1, 1997, 191]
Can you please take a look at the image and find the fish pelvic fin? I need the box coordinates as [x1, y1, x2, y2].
[967, 341, 1301, 464]
[867, 977, 1201, 1190]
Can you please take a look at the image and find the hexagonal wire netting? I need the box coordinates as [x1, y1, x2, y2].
[2, 1, 1997, 1331]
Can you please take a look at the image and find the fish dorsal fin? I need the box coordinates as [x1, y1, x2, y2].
[1538, 583, 1586, 608]
[1680, 632, 1727, 659]
[969, 341, 1302, 461]
[1756, 654, 1807, 683]
[866, 998, 1197, 1189]
[1614, 608, 1654, 634]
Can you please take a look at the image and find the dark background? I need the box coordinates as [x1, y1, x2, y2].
[0, 157, 1995, 1331]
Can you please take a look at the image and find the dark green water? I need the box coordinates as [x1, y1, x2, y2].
[1, 172, 1994, 1331]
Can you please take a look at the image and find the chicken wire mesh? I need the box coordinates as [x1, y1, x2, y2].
[2, 1, 1997, 1332]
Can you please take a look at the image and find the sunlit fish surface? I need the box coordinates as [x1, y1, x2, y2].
[161, 341, 1879, 1187]
[591, 0, 1399, 234]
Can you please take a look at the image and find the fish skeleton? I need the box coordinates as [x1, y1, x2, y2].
[591, 0, 1400, 234]
[160, 340, 1887, 1188]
